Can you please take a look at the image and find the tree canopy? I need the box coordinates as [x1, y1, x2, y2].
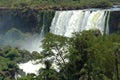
[18, 30, 120, 80]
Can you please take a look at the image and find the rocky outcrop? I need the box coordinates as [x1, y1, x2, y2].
[0, 8, 55, 34]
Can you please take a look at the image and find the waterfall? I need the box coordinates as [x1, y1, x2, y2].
[17, 13, 47, 76]
[18, 10, 111, 76]
[50, 10, 110, 37]
[105, 11, 110, 34]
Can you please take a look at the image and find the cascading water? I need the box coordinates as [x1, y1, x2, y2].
[17, 13, 46, 75]
[18, 10, 111, 76]
[50, 10, 110, 37]
[105, 11, 110, 34]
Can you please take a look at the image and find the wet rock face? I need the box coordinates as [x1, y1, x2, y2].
[0, 8, 55, 35]
[109, 11, 120, 33]
[0, 9, 40, 34]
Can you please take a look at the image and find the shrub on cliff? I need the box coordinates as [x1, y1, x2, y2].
[80, 0, 113, 8]
[0, 0, 114, 9]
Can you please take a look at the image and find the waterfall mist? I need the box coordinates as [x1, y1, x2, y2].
[0, 28, 43, 53]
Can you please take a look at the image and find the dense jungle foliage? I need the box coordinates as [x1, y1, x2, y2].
[17, 30, 120, 80]
[0, 46, 36, 80]
[0, 0, 119, 9]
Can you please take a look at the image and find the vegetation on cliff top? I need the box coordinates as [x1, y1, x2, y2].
[0, 0, 119, 10]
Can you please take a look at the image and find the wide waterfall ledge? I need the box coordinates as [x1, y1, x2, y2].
[18, 9, 120, 75]
[50, 10, 110, 36]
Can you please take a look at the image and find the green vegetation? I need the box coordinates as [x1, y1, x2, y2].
[0, 29, 120, 80]
[0, 0, 118, 9]
[0, 46, 34, 80]
[18, 30, 120, 80]
[79, 0, 112, 8]
[110, 0, 120, 4]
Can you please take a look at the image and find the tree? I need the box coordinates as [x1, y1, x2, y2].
[113, 43, 120, 80]
[0, 46, 33, 80]
[18, 74, 36, 80]
[39, 30, 120, 80]
[40, 33, 69, 79]
[38, 60, 59, 80]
